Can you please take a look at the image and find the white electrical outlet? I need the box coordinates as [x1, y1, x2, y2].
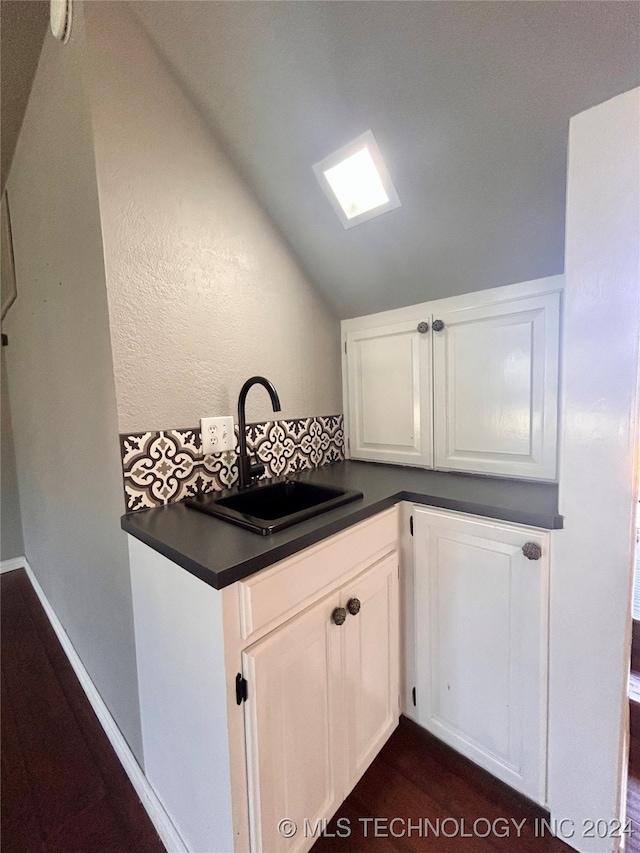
[200, 416, 235, 455]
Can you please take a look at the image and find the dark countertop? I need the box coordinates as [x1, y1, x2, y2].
[121, 461, 562, 590]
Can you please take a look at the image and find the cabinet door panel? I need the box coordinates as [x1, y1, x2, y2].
[433, 293, 559, 479]
[414, 508, 548, 804]
[242, 593, 343, 853]
[343, 553, 400, 792]
[346, 322, 432, 466]
[430, 536, 515, 760]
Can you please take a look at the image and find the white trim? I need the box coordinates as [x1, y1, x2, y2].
[15, 559, 189, 853]
[340, 335, 351, 460]
[341, 274, 564, 331]
[1, 556, 26, 573]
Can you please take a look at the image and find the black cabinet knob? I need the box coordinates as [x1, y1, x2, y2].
[522, 542, 542, 561]
[417, 321, 429, 334]
[332, 607, 347, 626]
[347, 598, 361, 616]
[432, 319, 444, 332]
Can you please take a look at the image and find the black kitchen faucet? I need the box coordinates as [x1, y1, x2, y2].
[236, 376, 282, 489]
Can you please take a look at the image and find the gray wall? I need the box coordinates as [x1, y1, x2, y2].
[130, 1, 640, 320]
[2, 0, 348, 770]
[84, 2, 342, 434]
[4, 16, 142, 760]
[1, 346, 25, 561]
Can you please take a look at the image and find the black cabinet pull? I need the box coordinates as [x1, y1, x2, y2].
[522, 542, 542, 560]
[347, 598, 361, 616]
[332, 607, 347, 626]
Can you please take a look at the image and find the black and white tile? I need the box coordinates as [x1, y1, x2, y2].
[120, 415, 344, 511]
[120, 429, 202, 511]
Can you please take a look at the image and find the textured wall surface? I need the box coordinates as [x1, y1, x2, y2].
[4, 17, 143, 761]
[1, 347, 24, 561]
[548, 88, 640, 851]
[83, 2, 342, 435]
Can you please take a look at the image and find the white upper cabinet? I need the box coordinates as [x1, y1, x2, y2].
[342, 276, 562, 480]
[344, 321, 432, 467]
[432, 291, 560, 479]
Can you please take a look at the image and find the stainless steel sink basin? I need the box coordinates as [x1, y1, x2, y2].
[185, 478, 363, 535]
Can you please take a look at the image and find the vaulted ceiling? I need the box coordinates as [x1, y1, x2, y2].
[133, 2, 638, 318]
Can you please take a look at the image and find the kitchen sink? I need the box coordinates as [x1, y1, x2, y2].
[185, 478, 363, 535]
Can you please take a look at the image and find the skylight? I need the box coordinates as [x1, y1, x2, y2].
[313, 131, 401, 229]
[324, 148, 389, 220]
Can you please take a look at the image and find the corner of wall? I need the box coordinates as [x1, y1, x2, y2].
[3, 12, 143, 762]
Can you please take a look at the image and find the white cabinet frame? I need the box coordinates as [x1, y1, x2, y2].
[242, 552, 399, 853]
[344, 320, 433, 467]
[412, 506, 550, 804]
[342, 275, 563, 480]
[128, 508, 400, 853]
[432, 292, 560, 479]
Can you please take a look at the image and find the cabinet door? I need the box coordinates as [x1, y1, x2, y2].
[413, 507, 548, 804]
[242, 592, 344, 853]
[345, 321, 432, 467]
[343, 553, 400, 793]
[432, 292, 559, 479]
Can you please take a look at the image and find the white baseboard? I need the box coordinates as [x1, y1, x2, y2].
[1, 556, 27, 573]
[17, 559, 189, 853]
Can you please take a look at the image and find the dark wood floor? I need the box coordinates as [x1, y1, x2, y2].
[312, 719, 572, 853]
[1, 568, 164, 853]
[2, 566, 638, 853]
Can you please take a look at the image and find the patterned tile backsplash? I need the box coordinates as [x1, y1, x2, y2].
[120, 415, 344, 512]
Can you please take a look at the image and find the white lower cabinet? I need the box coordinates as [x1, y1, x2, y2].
[412, 506, 549, 804]
[128, 508, 400, 853]
[242, 552, 399, 853]
[343, 558, 399, 791]
[242, 590, 342, 853]
[129, 501, 551, 853]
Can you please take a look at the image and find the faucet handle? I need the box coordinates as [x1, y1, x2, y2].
[250, 458, 265, 480]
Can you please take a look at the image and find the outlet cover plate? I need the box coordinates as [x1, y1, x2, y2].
[201, 416, 235, 455]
